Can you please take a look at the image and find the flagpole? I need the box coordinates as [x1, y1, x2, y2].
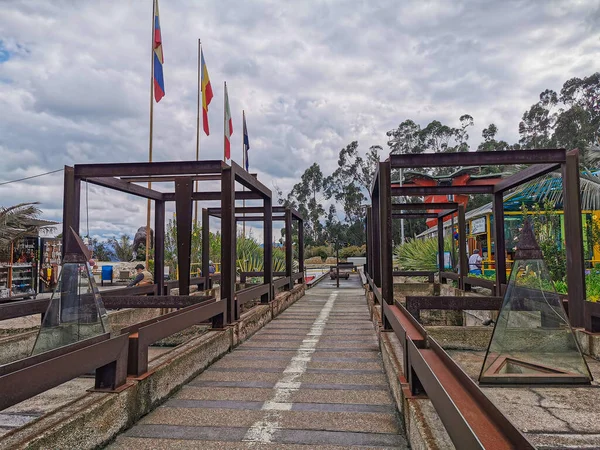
[223, 81, 227, 162]
[242, 110, 246, 238]
[194, 38, 201, 227]
[145, 0, 155, 269]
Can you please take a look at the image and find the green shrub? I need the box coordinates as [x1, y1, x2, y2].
[305, 256, 324, 265]
[306, 245, 332, 260]
[339, 245, 366, 259]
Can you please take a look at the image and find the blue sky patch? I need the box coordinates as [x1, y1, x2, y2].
[0, 41, 11, 63]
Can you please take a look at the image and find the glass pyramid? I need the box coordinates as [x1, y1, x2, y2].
[479, 220, 592, 384]
[31, 229, 110, 355]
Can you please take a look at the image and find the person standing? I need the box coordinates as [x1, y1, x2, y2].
[468, 249, 483, 275]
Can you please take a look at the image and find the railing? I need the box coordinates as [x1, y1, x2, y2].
[0, 270, 306, 412]
[393, 271, 436, 283]
[0, 333, 129, 411]
[367, 271, 533, 450]
[123, 297, 224, 376]
[0, 293, 224, 411]
[405, 296, 503, 322]
[0, 284, 159, 322]
[463, 276, 496, 291]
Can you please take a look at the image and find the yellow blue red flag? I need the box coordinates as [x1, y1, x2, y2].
[153, 0, 165, 102]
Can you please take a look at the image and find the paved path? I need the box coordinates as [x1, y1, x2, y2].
[110, 276, 408, 449]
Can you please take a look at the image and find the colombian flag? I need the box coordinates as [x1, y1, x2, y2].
[201, 49, 213, 135]
[153, 0, 165, 102]
[224, 82, 233, 160]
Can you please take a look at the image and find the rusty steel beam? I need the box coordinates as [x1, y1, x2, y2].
[392, 202, 459, 211]
[563, 150, 586, 328]
[237, 284, 270, 306]
[458, 205, 468, 289]
[393, 271, 435, 283]
[102, 295, 212, 309]
[233, 215, 285, 221]
[120, 174, 222, 183]
[493, 163, 560, 193]
[392, 213, 438, 219]
[62, 166, 81, 256]
[440, 271, 460, 281]
[438, 208, 458, 219]
[231, 161, 271, 198]
[464, 276, 496, 291]
[74, 160, 225, 178]
[408, 338, 533, 449]
[272, 206, 305, 221]
[221, 168, 236, 323]
[103, 284, 158, 297]
[86, 177, 164, 201]
[371, 178, 381, 288]
[285, 208, 293, 283]
[380, 161, 393, 330]
[437, 216, 445, 277]
[0, 334, 128, 411]
[0, 298, 49, 321]
[128, 300, 223, 376]
[585, 301, 600, 332]
[405, 296, 503, 321]
[366, 207, 372, 277]
[298, 219, 305, 278]
[390, 148, 566, 168]
[175, 177, 193, 296]
[154, 200, 165, 296]
[202, 208, 210, 291]
[163, 191, 262, 201]
[263, 196, 273, 304]
[493, 192, 507, 295]
[393, 185, 494, 196]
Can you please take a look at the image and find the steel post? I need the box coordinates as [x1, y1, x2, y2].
[174, 177, 193, 296]
[221, 168, 236, 323]
[298, 219, 305, 283]
[380, 161, 393, 330]
[493, 192, 507, 295]
[563, 150, 585, 328]
[263, 196, 273, 303]
[202, 208, 210, 290]
[372, 185, 381, 288]
[458, 205, 467, 289]
[62, 166, 81, 255]
[285, 208, 293, 289]
[154, 200, 165, 296]
[437, 217, 445, 282]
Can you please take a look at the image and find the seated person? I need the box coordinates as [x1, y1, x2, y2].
[468, 249, 483, 275]
[208, 260, 216, 274]
[128, 264, 154, 287]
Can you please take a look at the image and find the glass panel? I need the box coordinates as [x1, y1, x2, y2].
[31, 262, 110, 355]
[480, 258, 591, 383]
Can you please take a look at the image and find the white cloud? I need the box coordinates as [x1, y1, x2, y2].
[0, 0, 598, 242]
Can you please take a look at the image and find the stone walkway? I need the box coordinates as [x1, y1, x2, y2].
[110, 276, 407, 449]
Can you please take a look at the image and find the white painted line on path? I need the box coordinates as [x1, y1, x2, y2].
[243, 291, 338, 444]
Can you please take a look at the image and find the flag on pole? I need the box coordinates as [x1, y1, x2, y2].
[201, 48, 213, 135]
[153, 0, 165, 102]
[243, 111, 250, 171]
[224, 82, 233, 160]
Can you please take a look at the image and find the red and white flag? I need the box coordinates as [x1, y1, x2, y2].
[224, 82, 233, 160]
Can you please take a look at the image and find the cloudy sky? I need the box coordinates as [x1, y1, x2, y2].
[0, 0, 599, 242]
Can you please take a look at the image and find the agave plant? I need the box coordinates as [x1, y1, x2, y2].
[235, 238, 290, 274]
[393, 236, 453, 271]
